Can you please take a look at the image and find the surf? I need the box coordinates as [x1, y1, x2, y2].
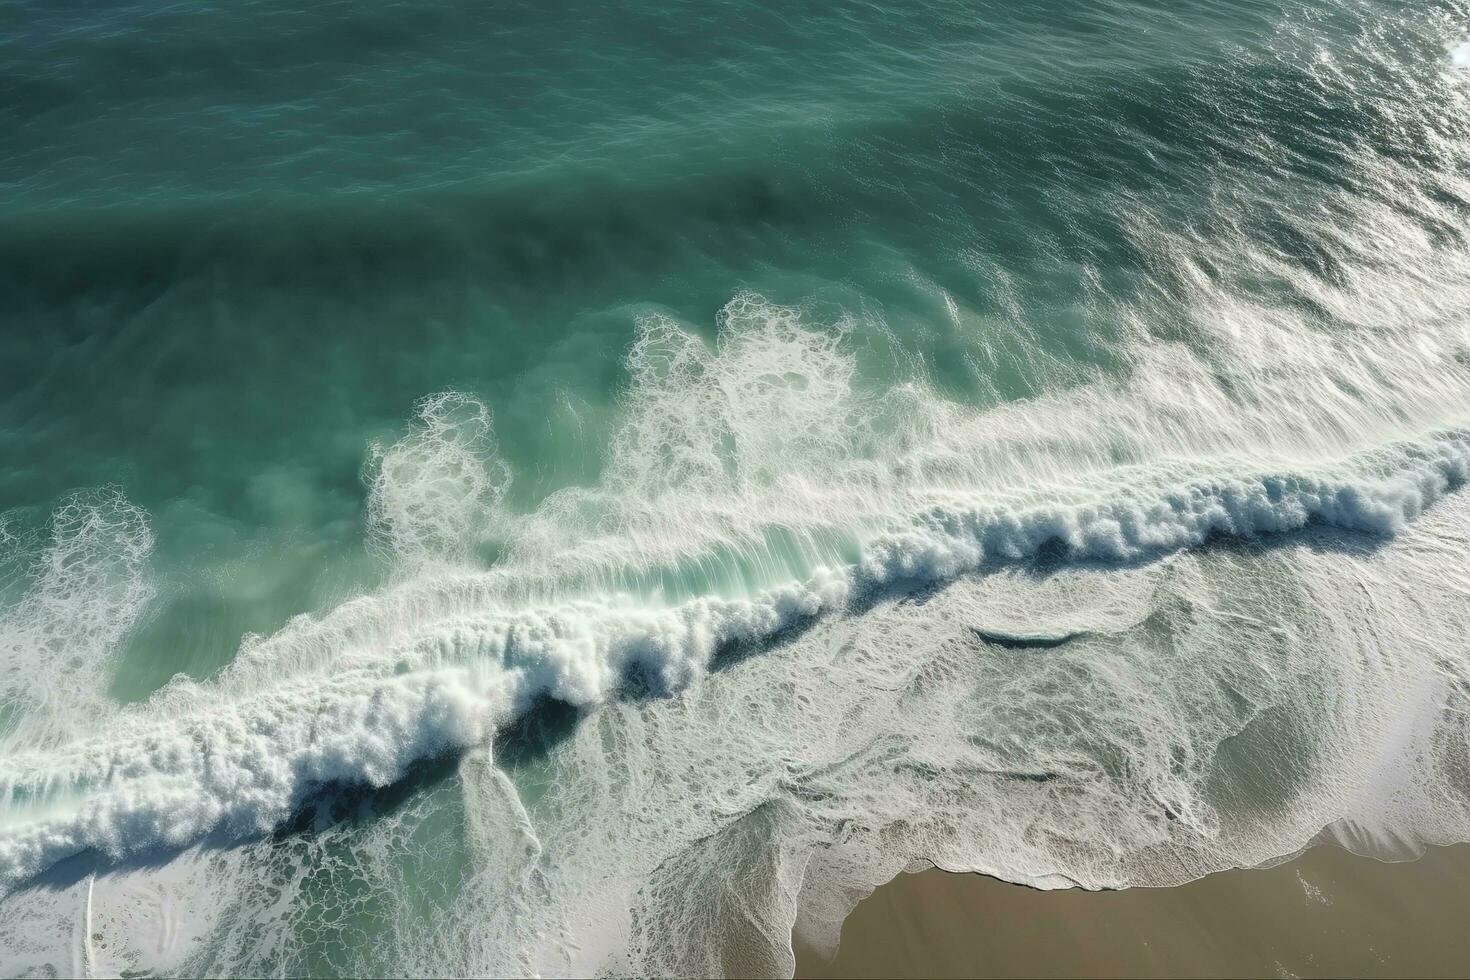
[1, 347, 1466, 888]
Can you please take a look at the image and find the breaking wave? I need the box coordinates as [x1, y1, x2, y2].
[1, 288, 1468, 888]
[3, 2, 1470, 974]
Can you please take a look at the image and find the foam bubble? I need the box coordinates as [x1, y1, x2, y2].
[366, 391, 511, 567]
[0, 489, 153, 745]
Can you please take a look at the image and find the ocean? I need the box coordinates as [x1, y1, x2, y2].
[2, 0, 1469, 974]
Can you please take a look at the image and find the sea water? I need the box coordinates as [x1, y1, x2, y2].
[3, 0, 1470, 974]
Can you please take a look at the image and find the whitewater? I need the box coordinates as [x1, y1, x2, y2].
[3, 0, 1470, 975]
[6, 269, 1470, 971]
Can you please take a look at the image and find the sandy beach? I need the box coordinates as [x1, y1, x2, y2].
[796, 843, 1470, 979]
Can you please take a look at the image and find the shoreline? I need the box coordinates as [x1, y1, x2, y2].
[795, 841, 1470, 979]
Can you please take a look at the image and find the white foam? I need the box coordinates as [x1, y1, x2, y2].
[4, 10, 1470, 972]
[366, 391, 511, 567]
[3, 265, 1470, 970]
[1452, 40, 1470, 71]
[0, 428, 1465, 891]
[0, 489, 153, 746]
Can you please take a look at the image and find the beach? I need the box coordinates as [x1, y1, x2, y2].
[798, 843, 1470, 979]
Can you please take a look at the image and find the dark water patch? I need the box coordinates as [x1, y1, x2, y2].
[969, 626, 1092, 650]
[493, 695, 584, 771]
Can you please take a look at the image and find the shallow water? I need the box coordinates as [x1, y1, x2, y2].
[3, 0, 1470, 975]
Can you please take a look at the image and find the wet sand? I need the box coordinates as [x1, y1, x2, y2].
[795, 843, 1470, 979]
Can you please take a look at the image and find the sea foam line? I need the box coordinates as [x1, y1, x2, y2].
[0, 431, 1466, 891]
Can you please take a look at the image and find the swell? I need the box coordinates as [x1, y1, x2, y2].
[0, 166, 808, 310]
[10, 11, 1461, 310]
[0, 429, 1465, 891]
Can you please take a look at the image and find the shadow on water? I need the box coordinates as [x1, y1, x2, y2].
[18, 698, 587, 899]
[20, 750, 465, 897]
[842, 509, 1394, 616]
[714, 508, 1399, 673]
[492, 694, 583, 771]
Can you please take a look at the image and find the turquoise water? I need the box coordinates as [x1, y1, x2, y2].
[3, 0, 1470, 975]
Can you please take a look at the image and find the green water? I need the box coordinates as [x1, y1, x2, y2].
[3, 0, 1470, 975]
[0, 0, 1366, 686]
